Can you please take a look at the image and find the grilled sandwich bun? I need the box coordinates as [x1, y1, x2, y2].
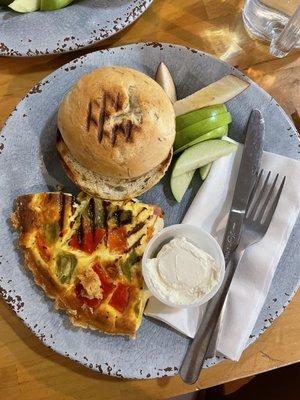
[57, 66, 175, 200]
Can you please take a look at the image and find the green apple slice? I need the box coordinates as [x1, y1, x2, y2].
[172, 140, 237, 177]
[174, 125, 228, 154]
[174, 75, 249, 116]
[199, 163, 212, 180]
[40, 0, 73, 10]
[171, 169, 195, 202]
[176, 104, 227, 131]
[9, 0, 40, 12]
[174, 112, 231, 150]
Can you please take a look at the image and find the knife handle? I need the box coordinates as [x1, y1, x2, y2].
[179, 249, 244, 384]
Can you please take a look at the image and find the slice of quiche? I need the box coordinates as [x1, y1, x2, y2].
[11, 192, 163, 337]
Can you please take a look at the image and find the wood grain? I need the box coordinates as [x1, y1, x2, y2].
[0, 0, 299, 399]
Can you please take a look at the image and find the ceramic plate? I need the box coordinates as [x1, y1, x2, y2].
[0, 0, 152, 56]
[0, 43, 299, 379]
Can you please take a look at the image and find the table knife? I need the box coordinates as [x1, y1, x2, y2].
[179, 109, 265, 385]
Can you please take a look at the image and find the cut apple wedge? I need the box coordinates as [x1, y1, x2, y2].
[171, 169, 195, 202]
[199, 163, 212, 180]
[173, 75, 249, 116]
[172, 140, 237, 177]
[155, 62, 177, 103]
[174, 112, 231, 150]
[9, 0, 39, 12]
[176, 104, 227, 131]
[174, 125, 228, 154]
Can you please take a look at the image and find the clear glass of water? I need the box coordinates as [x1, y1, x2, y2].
[243, 0, 300, 57]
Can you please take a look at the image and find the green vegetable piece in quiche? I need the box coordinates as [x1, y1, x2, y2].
[44, 222, 59, 244]
[56, 252, 77, 284]
[94, 199, 106, 228]
[121, 250, 140, 281]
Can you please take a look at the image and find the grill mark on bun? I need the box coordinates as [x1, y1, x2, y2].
[86, 100, 92, 131]
[123, 120, 133, 142]
[111, 125, 118, 146]
[97, 93, 106, 143]
[115, 92, 122, 111]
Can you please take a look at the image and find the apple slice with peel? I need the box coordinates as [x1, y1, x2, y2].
[174, 125, 228, 154]
[40, 0, 74, 10]
[9, 0, 40, 12]
[174, 75, 249, 116]
[155, 62, 177, 103]
[176, 104, 227, 131]
[174, 112, 231, 150]
[172, 140, 237, 177]
[199, 163, 212, 180]
[171, 169, 195, 202]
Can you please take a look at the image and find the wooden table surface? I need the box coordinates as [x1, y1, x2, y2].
[0, 1, 299, 399]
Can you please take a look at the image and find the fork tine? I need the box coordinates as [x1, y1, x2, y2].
[256, 173, 279, 222]
[246, 169, 263, 215]
[248, 171, 271, 219]
[262, 176, 286, 229]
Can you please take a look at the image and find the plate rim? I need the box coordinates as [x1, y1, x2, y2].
[0, 42, 299, 379]
[0, 0, 153, 57]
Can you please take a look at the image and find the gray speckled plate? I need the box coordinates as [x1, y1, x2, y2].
[0, 0, 152, 56]
[0, 43, 299, 379]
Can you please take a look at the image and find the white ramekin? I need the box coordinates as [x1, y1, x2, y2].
[142, 224, 225, 308]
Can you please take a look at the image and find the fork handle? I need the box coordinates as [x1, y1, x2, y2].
[179, 248, 244, 384]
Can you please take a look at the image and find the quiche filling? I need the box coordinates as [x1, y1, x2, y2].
[11, 192, 164, 336]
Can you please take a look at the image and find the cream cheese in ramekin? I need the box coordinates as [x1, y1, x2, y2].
[146, 237, 219, 305]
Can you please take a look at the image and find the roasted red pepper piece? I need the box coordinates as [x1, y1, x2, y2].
[36, 234, 51, 262]
[82, 230, 94, 254]
[109, 283, 131, 313]
[93, 264, 115, 298]
[69, 234, 80, 250]
[69, 228, 106, 253]
[94, 228, 106, 248]
[75, 283, 101, 308]
[107, 226, 127, 253]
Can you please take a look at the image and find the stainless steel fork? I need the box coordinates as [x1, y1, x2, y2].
[233, 170, 286, 267]
[180, 170, 286, 384]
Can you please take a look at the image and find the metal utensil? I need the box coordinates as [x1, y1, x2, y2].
[233, 170, 286, 265]
[179, 109, 265, 384]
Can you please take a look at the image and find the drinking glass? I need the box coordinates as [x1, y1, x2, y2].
[243, 0, 300, 57]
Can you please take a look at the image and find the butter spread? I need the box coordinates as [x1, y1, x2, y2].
[146, 237, 219, 305]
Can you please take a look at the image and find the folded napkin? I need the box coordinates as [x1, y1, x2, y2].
[145, 145, 300, 361]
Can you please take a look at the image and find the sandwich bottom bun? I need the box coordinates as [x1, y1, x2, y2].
[57, 134, 172, 200]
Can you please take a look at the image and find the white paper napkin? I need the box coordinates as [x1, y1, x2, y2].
[145, 145, 300, 361]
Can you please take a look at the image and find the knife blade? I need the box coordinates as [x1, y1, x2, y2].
[222, 109, 264, 262]
[179, 109, 264, 385]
